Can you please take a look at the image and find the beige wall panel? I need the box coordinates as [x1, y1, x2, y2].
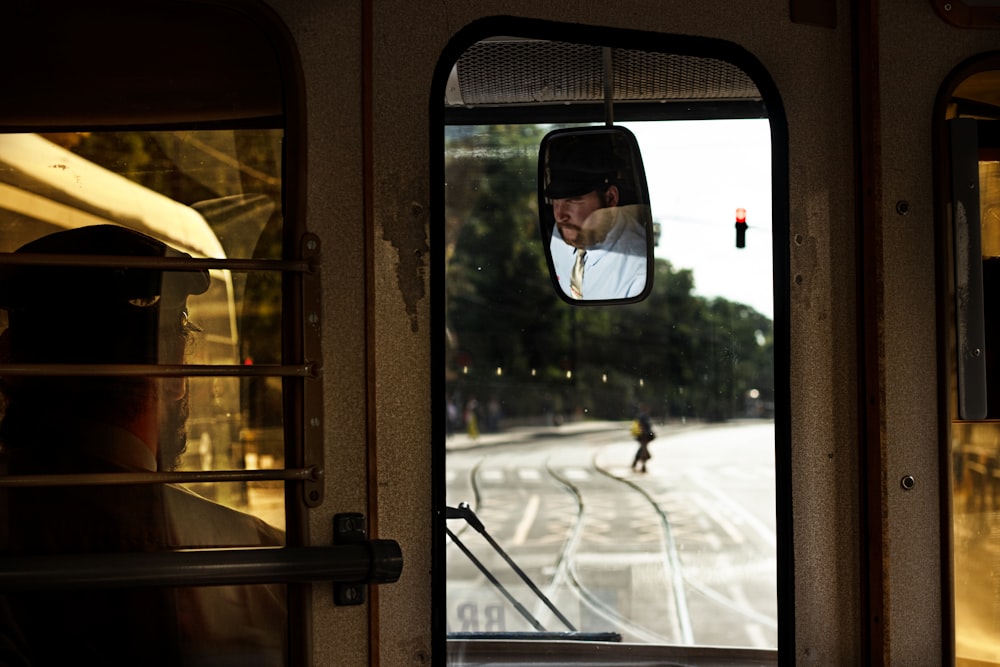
[273, 0, 867, 663]
[269, 1, 371, 664]
[231, 0, 1000, 663]
[367, 2, 862, 664]
[880, 1, 1000, 664]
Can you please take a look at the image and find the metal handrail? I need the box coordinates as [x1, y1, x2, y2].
[0, 251, 314, 274]
[0, 466, 321, 488]
[0, 362, 318, 378]
[0, 543, 403, 590]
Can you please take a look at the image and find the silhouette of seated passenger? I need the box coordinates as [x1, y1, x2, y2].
[0, 225, 286, 666]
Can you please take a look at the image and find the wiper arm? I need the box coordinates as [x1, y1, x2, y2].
[446, 502, 576, 632]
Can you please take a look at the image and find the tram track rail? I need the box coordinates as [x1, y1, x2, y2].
[445, 436, 776, 644]
[543, 457, 685, 644]
[593, 446, 778, 635]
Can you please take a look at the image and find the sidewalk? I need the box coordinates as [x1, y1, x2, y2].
[444, 419, 629, 451]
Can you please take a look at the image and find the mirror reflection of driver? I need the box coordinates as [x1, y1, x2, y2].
[545, 133, 650, 300]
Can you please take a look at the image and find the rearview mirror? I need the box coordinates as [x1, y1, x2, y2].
[538, 126, 654, 303]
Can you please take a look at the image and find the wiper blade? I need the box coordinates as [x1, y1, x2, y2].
[446, 502, 576, 633]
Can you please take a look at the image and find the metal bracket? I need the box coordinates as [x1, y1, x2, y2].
[333, 512, 402, 606]
[301, 233, 325, 507]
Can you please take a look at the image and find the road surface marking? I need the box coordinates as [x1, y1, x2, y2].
[511, 494, 540, 546]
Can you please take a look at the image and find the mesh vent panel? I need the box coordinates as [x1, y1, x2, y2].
[452, 40, 760, 106]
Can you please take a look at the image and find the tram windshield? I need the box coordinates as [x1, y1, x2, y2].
[443, 111, 776, 661]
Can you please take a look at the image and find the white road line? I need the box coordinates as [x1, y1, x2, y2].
[480, 469, 505, 483]
[685, 467, 777, 548]
[688, 492, 745, 544]
[511, 494, 540, 546]
[518, 468, 541, 481]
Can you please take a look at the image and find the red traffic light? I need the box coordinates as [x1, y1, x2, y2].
[735, 208, 747, 249]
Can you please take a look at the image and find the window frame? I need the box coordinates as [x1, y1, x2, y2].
[934, 50, 1000, 665]
[430, 17, 792, 664]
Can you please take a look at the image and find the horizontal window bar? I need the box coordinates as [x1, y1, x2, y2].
[0, 362, 319, 378]
[0, 467, 320, 488]
[0, 543, 403, 590]
[444, 640, 777, 665]
[0, 252, 315, 274]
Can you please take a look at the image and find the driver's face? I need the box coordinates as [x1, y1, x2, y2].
[552, 190, 606, 248]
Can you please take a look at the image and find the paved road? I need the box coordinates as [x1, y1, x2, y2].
[445, 419, 777, 649]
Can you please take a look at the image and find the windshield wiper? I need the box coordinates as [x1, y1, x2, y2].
[446, 502, 620, 642]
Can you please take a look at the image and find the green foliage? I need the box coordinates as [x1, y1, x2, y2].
[445, 125, 774, 424]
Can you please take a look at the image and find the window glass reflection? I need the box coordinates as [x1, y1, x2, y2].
[0, 129, 289, 663]
[951, 159, 1000, 665]
[0, 130, 286, 519]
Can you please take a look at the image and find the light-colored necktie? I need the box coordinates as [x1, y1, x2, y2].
[570, 249, 586, 299]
